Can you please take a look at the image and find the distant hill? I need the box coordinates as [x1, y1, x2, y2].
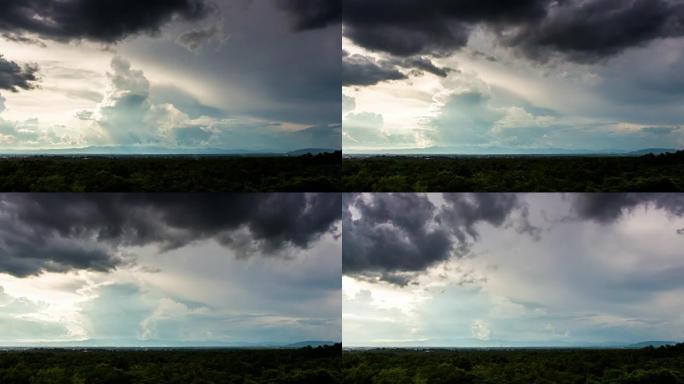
[344, 146, 607, 156]
[0, 339, 340, 349]
[0, 146, 260, 156]
[283, 341, 338, 348]
[625, 341, 678, 349]
[286, 148, 337, 156]
[344, 146, 682, 156]
[344, 339, 683, 350]
[0, 146, 339, 156]
[626, 148, 678, 156]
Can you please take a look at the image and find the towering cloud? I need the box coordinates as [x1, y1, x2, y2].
[343, 0, 684, 64]
[0, 0, 208, 43]
[0, 193, 340, 277]
[343, 193, 532, 285]
[94, 57, 157, 144]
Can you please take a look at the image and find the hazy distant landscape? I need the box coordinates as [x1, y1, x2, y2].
[0, 344, 341, 384]
[343, 343, 684, 384]
[343, 150, 684, 191]
[0, 151, 341, 192]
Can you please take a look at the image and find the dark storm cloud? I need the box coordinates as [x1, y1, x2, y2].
[343, 0, 684, 63]
[276, 0, 341, 31]
[392, 56, 453, 78]
[436, 194, 533, 252]
[0, 193, 340, 277]
[342, 50, 452, 87]
[0, 0, 208, 43]
[342, 51, 407, 86]
[342, 0, 547, 57]
[509, 0, 684, 63]
[343, 194, 452, 284]
[571, 194, 684, 224]
[0, 56, 39, 92]
[343, 193, 530, 285]
[175, 26, 225, 52]
[1, 32, 46, 47]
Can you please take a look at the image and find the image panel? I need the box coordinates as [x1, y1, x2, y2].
[0, 193, 341, 382]
[0, 1, 341, 192]
[343, 193, 684, 382]
[342, 1, 684, 192]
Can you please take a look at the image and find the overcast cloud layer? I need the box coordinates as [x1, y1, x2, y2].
[342, 0, 684, 153]
[0, 193, 341, 346]
[343, 193, 684, 347]
[0, 0, 341, 152]
[343, 0, 684, 62]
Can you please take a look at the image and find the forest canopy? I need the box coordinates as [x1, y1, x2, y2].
[0, 152, 341, 192]
[343, 151, 684, 192]
[0, 344, 341, 384]
[343, 343, 684, 384]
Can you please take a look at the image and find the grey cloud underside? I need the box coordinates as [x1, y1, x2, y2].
[571, 194, 684, 224]
[175, 25, 226, 52]
[343, 0, 547, 57]
[342, 50, 452, 86]
[0, 193, 340, 277]
[1, 32, 46, 47]
[508, 0, 684, 63]
[276, 0, 341, 31]
[343, 193, 533, 285]
[342, 51, 406, 86]
[343, 0, 684, 63]
[343, 193, 451, 283]
[0, 55, 39, 92]
[392, 56, 453, 78]
[0, 0, 208, 43]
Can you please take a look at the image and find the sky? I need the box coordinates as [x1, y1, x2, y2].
[342, 0, 684, 153]
[0, 0, 341, 152]
[0, 193, 341, 346]
[343, 193, 684, 347]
